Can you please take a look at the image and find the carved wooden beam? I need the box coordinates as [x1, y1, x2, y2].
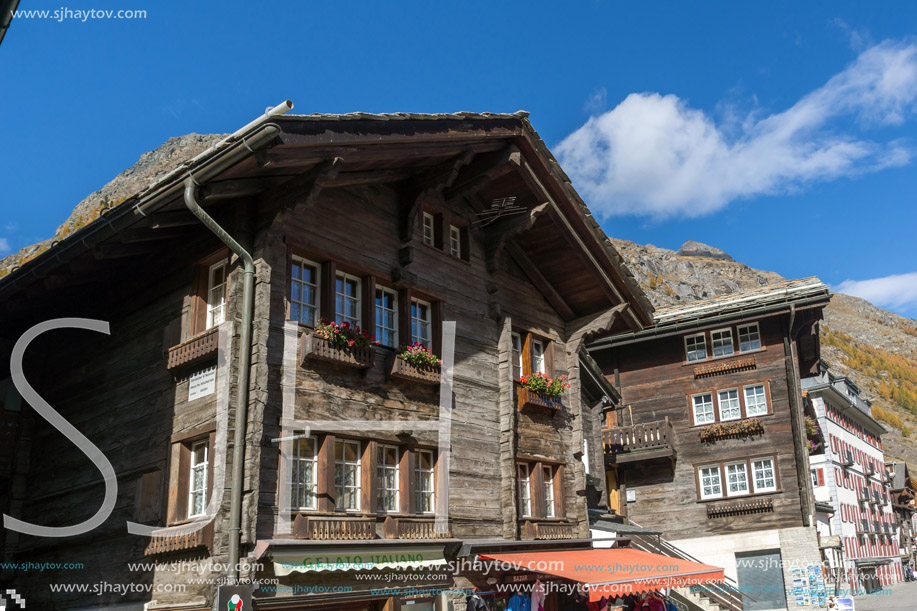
[398, 152, 475, 244]
[263, 157, 343, 212]
[566, 302, 630, 345]
[484, 202, 549, 273]
[443, 146, 521, 204]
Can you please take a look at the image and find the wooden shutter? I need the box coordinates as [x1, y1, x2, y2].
[433, 214, 444, 250]
[511, 333, 521, 380]
[432, 301, 444, 356]
[544, 340, 555, 377]
[135, 470, 163, 524]
[553, 464, 565, 518]
[532, 462, 546, 518]
[459, 227, 470, 262]
[521, 333, 532, 377]
[190, 266, 209, 336]
[317, 434, 335, 512]
[361, 440, 376, 514]
[817, 468, 825, 486]
[400, 447, 414, 515]
[398, 289, 412, 348]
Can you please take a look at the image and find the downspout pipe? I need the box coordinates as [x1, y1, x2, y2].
[183, 178, 254, 583]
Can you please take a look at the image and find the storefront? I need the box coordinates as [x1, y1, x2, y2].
[254, 542, 459, 610]
[455, 544, 725, 610]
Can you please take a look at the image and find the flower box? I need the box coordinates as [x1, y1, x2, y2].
[301, 333, 374, 369]
[516, 385, 563, 411]
[389, 354, 440, 385]
[699, 418, 764, 442]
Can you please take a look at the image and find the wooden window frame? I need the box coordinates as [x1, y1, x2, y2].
[517, 463, 532, 518]
[166, 423, 216, 526]
[334, 271, 362, 327]
[738, 322, 762, 352]
[374, 285, 399, 348]
[689, 380, 773, 426]
[694, 454, 782, 502]
[517, 459, 564, 520]
[751, 457, 778, 493]
[743, 383, 770, 417]
[189, 250, 230, 338]
[410, 297, 433, 348]
[724, 460, 750, 497]
[289, 433, 318, 511]
[334, 438, 362, 513]
[717, 388, 741, 422]
[414, 448, 436, 515]
[376, 443, 400, 514]
[685, 332, 708, 362]
[710, 327, 735, 358]
[422, 212, 436, 246]
[691, 392, 715, 425]
[511, 332, 523, 381]
[289, 255, 322, 327]
[449, 224, 462, 258]
[515, 329, 557, 379]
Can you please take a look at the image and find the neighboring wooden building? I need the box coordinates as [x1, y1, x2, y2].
[0, 109, 654, 610]
[885, 461, 916, 576]
[588, 279, 830, 611]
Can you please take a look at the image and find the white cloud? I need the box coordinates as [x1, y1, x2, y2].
[556, 40, 917, 220]
[835, 273, 917, 311]
[0, 238, 9, 255]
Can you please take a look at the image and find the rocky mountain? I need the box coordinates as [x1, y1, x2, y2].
[0, 133, 227, 277]
[611, 238, 917, 467]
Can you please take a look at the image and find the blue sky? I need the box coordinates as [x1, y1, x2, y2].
[1, 1, 916, 318]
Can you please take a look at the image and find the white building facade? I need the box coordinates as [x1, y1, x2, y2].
[804, 363, 901, 593]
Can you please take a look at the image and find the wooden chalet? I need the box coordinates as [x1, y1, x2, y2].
[0, 107, 658, 610]
[588, 278, 831, 610]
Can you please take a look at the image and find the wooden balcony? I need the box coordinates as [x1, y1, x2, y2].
[166, 327, 219, 371]
[292, 514, 376, 540]
[383, 516, 451, 539]
[521, 520, 575, 540]
[603, 418, 676, 464]
[301, 333, 374, 369]
[144, 521, 213, 556]
[388, 354, 440, 385]
[516, 385, 563, 411]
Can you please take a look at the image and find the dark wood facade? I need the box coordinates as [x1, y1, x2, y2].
[589, 284, 829, 542]
[0, 112, 652, 609]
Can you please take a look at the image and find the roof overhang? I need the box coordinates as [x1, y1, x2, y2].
[0, 111, 653, 332]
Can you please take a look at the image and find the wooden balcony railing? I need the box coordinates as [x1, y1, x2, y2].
[603, 418, 676, 464]
[144, 521, 213, 556]
[292, 514, 376, 540]
[166, 328, 219, 371]
[383, 516, 451, 539]
[521, 520, 575, 540]
[301, 334, 374, 369]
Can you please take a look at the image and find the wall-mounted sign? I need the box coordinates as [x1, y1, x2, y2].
[626, 489, 636, 502]
[188, 366, 216, 401]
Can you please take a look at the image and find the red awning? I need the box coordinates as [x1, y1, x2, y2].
[480, 548, 725, 602]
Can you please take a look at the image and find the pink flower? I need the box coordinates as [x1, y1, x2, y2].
[348, 339, 355, 346]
